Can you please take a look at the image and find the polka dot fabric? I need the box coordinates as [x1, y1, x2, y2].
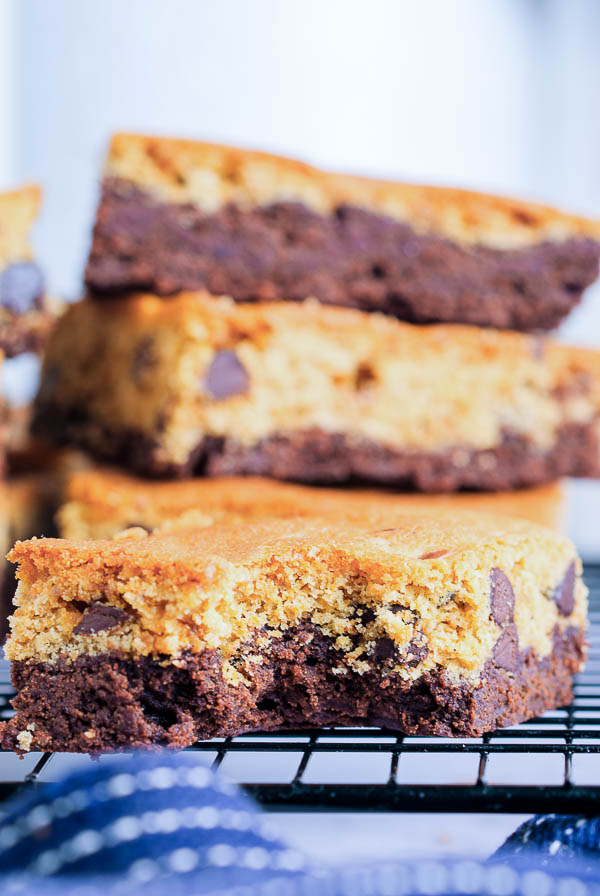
[0, 752, 599, 895]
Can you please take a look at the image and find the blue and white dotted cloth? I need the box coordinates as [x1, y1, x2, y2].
[0, 752, 599, 896]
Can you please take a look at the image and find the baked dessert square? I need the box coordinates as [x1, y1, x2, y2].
[85, 133, 600, 331]
[58, 467, 567, 539]
[0, 186, 57, 358]
[1, 512, 586, 752]
[33, 292, 600, 490]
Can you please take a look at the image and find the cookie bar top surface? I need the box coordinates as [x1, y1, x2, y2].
[6, 512, 586, 696]
[106, 133, 600, 248]
[58, 467, 566, 538]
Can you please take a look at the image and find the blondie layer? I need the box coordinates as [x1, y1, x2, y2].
[33, 293, 600, 490]
[1, 513, 587, 751]
[58, 468, 566, 540]
[84, 134, 600, 331]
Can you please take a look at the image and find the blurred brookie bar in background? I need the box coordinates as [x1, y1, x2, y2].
[57, 468, 566, 539]
[0, 186, 61, 453]
[32, 292, 600, 487]
[1, 513, 587, 751]
[85, 134, 600, 331]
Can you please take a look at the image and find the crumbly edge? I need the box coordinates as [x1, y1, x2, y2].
[35, 295, 600, 468]
[6, 536, 586, 689]
[105, 133, 600, 248]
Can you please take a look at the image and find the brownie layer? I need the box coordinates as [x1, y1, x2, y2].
[85, 179, 600, 331]
[32, 405, 600, 489]
[2, 623, 585, 752]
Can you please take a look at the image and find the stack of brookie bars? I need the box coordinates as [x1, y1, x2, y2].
[2, 134, 600, 753]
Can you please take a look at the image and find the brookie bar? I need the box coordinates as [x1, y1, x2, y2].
[58, 468, 566, 540]
[33, 292, 600, 490]
[84, 133, 600, 331]
[1, 512, 587, 751]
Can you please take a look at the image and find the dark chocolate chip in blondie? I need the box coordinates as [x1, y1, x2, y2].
[73, 601, 130, 635]
[204, 350, 250, 400]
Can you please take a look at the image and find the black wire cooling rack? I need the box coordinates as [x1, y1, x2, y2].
[0, 566, 599, 814]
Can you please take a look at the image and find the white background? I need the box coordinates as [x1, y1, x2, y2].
[0, 0, 599, 859]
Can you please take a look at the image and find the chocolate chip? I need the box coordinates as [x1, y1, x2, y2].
[354, 606, 376, 626]
[354, 363, 376, 390]
[388, 603, 409, 615]
[204, 350, 249, 400]
[131, 337, 157, 385]
[493, 624, 519, 671]
[73, 601, 130, 635]
[374, 636, 397, 662]
[490, 568, 515, 626]
[552, 561, 576, 617]
[374, 635, 428, 667]
[0, 262, 44, 313]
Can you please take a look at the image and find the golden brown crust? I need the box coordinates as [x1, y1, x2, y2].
[58, 468, 566, 539]
[0, 185, 41, 268]
[106, 133, 600, 248]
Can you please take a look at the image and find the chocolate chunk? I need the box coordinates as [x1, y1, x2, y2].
[374, 636, 397, 662]
[73, 601, 130, 635]
[354, 363, 376, 390]
[552, 561, 576, 617]
[374, 635, 428, 667]
[353, 606, 376, 626]
[388, 603, 409, 615]
[204, 350, 249, 400]
[493, 624, 520, 671]
[0, 262, 44, 313]
[131, 338, 157, 385]
[490, 568, 515, 626]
